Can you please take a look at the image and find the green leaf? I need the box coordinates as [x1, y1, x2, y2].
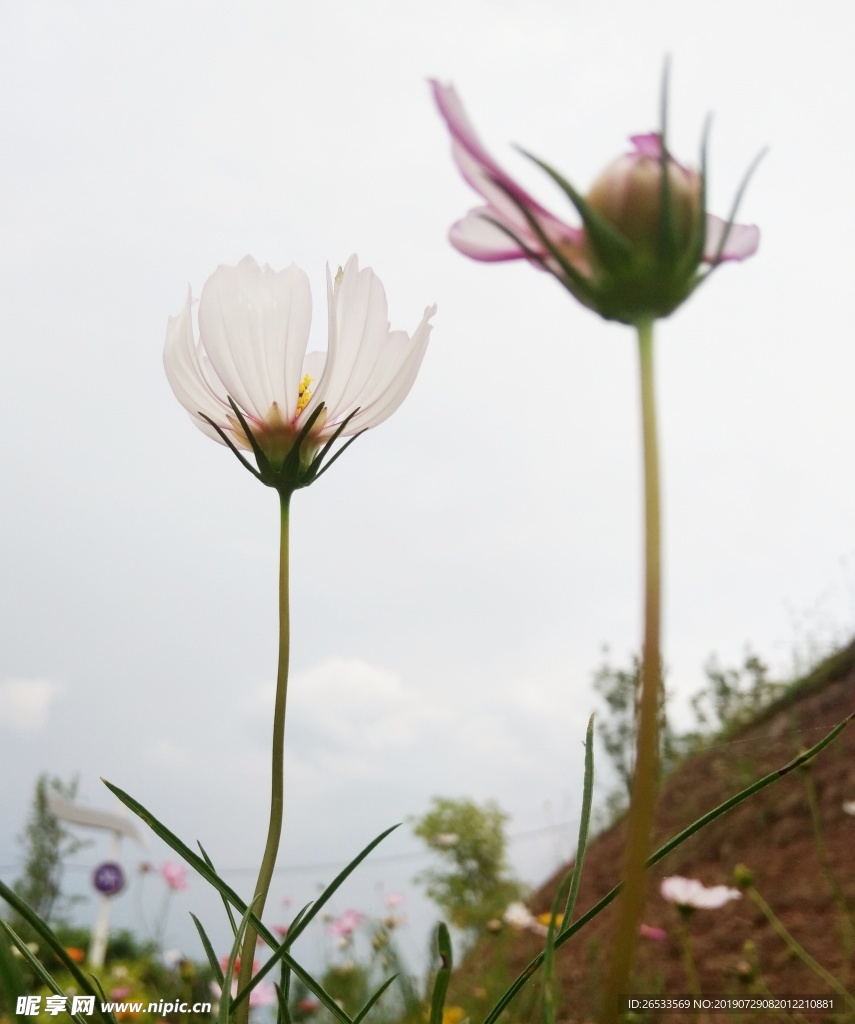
[282, 823, 400, 946]
[429, 923, 453, 1024]
[0, 920, 26, 1016]
[561, 713, 595, 929]
[191, 912, 225, 987]
[101, 779, 400, 1024]
[0, 917, 95, 1024]
[199, 842, 237, 936]
[0, 878, 117, 1024]
[275, 980, 291, 1024]
[353, 974, 398, 1024]
[219, 900, 259, 1024]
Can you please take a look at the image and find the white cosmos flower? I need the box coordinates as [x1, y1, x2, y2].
[660, 875, 741, 910]
[165, 254, 434, 482]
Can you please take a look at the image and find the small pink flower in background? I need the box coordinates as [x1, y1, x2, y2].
[273, 924, 289, 938]
[661, 875, 741, 910]
[248, 982, 277, 1008]
[110, 986, 133, 1000]
[638, 923, 668, 940]
[327, 909, 365, 937]
[298, 998, 319, 1014]
[384, 892, 405, 908]
[160, 862, 188, 891]
[218, 954, 258, 975]
[211, 972, 276, 1009]
[431, 80, 760, 324]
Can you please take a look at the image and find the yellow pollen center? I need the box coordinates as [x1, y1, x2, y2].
[296, 374, 314, 414]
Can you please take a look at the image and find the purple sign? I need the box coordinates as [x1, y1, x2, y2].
[92, 861, 125, 896]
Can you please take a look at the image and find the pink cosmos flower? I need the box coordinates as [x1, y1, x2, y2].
[638, 923, 668, 940]
[327, 909, 365, 937]
[431, 80, 759, 323]
[165, 255, 434, 487]
[660, 875, 741, 910]
[160, 862, 188, 891]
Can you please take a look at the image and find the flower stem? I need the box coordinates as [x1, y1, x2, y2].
[603, 317, 662, 1021]
[676, 910, 701, 1022]
[746, 885, 855, 1010]
[235, 488, 292, 1023]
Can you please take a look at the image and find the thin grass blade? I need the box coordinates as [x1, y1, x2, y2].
[353, 974, 398, 1024]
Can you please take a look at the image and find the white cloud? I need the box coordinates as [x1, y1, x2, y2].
[0, 677, 64, 733]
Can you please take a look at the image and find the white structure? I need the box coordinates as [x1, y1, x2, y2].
[47, 793, 145, 968]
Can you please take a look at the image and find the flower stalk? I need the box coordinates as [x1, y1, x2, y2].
[235, 487, 292, 1023]
[745, 884, 855, 1011]
[603, 318, 662, 1019]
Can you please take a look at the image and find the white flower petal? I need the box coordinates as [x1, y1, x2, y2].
[165, 255, 431, 466]
[310, 256, 386, 420]
[163, 290, 231, 442]
[342, 307, 433, 433]
[198, 256, 312, 421]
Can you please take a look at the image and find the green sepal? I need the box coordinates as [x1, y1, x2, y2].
[518, 148, 634, 270]
[705, 146, 767, 271]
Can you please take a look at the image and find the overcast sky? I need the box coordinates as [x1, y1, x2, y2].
[2, 0, 854, 979]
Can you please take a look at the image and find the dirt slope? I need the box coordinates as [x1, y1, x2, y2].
[450, 641, 855, 1022]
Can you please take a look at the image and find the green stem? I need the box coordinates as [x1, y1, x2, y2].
[235, 489, 292, 1023]
[802, 769, 855, 982]
[747, 885, 855, 1011]
[603, 317, 662, 1021]
[676, 910, 701, 1021]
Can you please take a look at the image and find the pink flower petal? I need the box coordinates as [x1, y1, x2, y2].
[704, 215, 760, 262]
[431, 80, 582, 264]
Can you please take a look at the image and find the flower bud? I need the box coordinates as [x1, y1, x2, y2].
[586, 135, 701, 259]
[732, 863, 754, 890]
